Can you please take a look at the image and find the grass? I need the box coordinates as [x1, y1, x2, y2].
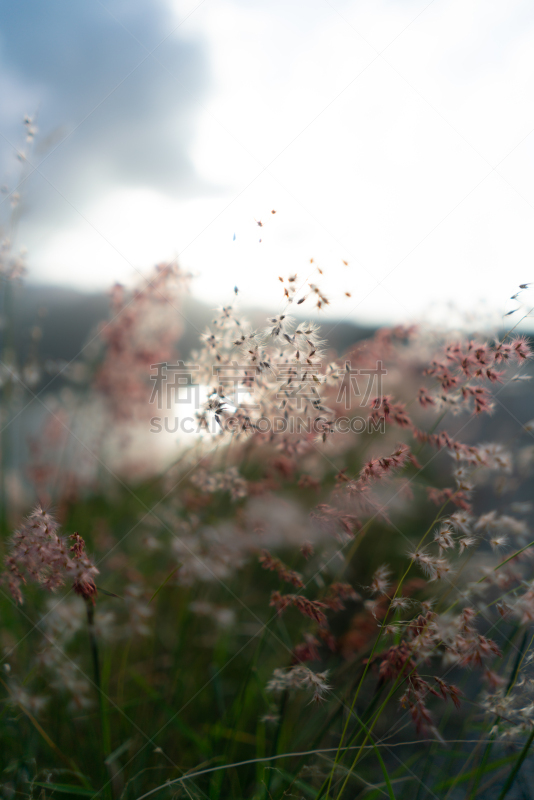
[1, 261, 534, 799]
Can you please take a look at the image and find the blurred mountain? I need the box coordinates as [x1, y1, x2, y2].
[10, 283, 375, 364]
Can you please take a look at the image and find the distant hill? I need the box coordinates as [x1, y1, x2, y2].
[9, 282, 376, 364]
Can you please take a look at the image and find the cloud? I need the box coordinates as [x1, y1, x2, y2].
[0, 0, 211, 231]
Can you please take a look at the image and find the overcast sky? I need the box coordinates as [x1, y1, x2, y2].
[1, 0, 534, 327]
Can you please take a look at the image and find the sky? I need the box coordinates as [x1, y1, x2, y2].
[1, 0, 534, 327]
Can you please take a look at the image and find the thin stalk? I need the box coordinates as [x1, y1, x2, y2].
[334, 612, 443, 800]
[497, 726, 534, 800]
[86, 601, 112, 799]
[265, 688, 288, 795]
[466, 629, 533, 800]
[148, 564, 181, 604]
[324, 500, 450, 798]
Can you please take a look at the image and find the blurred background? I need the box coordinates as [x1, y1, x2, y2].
[1, 0, 533, 336]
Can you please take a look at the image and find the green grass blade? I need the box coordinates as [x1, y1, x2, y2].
[30, 783, 96, 796]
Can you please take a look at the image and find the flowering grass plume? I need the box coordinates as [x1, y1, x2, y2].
[2, 506, 98, 604]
